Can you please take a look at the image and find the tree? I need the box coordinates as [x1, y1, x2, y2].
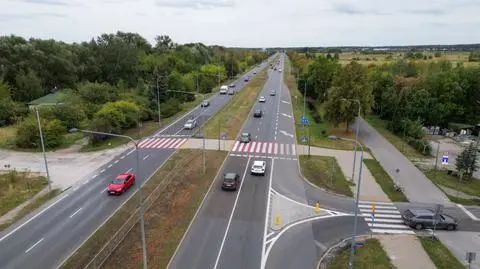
[324, 61, 373, 131]
[306, 55, 340, 102]
[455, 143, 478, 179]
[77, 82, 118, 105]
[15, 116, 65, 149]
[14, 69, 43, 102]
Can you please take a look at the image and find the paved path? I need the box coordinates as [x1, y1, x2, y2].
[437, 231, 480, 269]
[378, 234, 436, 269]
[356, 117, 451, 205]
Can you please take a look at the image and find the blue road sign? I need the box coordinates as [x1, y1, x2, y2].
[301, 115, 309, 125]
[441, 155, 448, 165]
[301, 136, 308, 143]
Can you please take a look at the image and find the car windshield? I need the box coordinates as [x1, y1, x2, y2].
[112, 178, 124, 184]
[404, 209, 415, 218]
[186, 120, 193, 124]
[253, 165, 263, 169]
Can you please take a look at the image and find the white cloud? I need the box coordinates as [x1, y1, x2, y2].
[0, 0, 479, 46]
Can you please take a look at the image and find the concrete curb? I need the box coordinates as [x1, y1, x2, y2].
[316, 234, 371, 269]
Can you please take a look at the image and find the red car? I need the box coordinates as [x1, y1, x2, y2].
[107, 173, 135, 195]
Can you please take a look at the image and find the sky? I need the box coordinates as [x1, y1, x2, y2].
[1, 0, 480, 47]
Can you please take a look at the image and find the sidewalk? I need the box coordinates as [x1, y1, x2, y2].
[377, 234, 436, 269]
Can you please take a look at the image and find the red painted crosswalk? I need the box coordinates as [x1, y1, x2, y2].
[138, 138, 187, 149]
[231, 141, 296, 156]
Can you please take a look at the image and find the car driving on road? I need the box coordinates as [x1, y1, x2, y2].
[401, 209, 458, 230]
[251, 160, 266, 175]
[270, 90, 276, 96]
[229, 82, 235, 88]
[184, 119, 197, 129]
[228, 89, 235, 95]
[258, 96, 266, 102]
[240, 132, 251, 143]
[221, 173, 239, 191]
[200, 100, 210, 107]
[253, 109, 263, 118]
[219, 85, 228, 94]
[107, 173, 135, 195]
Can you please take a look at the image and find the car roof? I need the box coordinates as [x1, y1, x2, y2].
[241, 132, 250, 136]
[253, 160, 265, 165]
[186, 119, 194, 122]
[116, 173, 129, 180]
[224, 173, 237, 179]
[409, 209, 434, 216]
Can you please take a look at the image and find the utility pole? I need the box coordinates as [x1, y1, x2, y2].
[156, 76, 161, 127]
[35, 107, 51, 192]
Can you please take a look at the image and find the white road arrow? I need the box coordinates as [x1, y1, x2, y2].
[279, 130, 294, 138]
[280, 113, 292, 118]
[281, 100, 290, 104]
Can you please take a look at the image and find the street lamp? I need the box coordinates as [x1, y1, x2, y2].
[166, 90, 207, 174]
[155, 73, 173, 128]
[34, 107, 52, 192]
[69, 128, 148, 269]
[341, 98, 361, 182]
[329, 136, 364, 269]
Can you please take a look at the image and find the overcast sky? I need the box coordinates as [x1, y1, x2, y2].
[1, 0, 479, 47]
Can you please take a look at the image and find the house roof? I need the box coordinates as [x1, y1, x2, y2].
[28, 92, 66, 106]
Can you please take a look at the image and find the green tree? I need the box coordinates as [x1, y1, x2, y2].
[306, 55, 340, 102]
[14, 69, 43, 102]
[15, 116, 65, 149]
[77, 82, 118, 105]
[324, 62, 373, 131]
[455, 143, 478, 179]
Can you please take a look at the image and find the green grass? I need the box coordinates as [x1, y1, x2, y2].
[80, 97, 203, 152]
[0, 125, 17, 148]
[299, 155, 354, 197]
[363, 159, 408, 202]
[203, 67, 270, 139]
[0, 171, 48, 217]
[327, 238, 394, 269]
[366, 116, 427, 159]
[446, 195, 480, 206]
[60, 149, 227, 269]
[423, 169, 480, 197]
[0, 189, 60, 231]
[284, 58, 360, 150]
[418, 236, 464, 269]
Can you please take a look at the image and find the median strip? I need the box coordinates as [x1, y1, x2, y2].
[363, 159, 408, 202]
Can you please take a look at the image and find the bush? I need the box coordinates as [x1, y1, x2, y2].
[15, 116, 66, 149]
[160, 98, 181, 119]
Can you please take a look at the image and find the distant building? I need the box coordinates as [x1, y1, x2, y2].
[27, 91, 65, 109]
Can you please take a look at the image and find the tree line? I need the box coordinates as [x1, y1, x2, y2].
[288, 52, 480, 155]
[0, 32, 270, 149]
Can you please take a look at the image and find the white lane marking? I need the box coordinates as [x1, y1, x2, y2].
[169, 139, 182, 148]
[157, 138, 171, 148]
[281, 100, 289, 104]
[457, 204, 479, 221]
[359, 200, 393, 205]
[126, 168, 133, 173]
[279, 130, 294, 138]
[268, 143, 273, 154]
[107, 164, 112, 168]
[291, 144, 296, 156]
[114, 160, 119, 164]
[364, 218, 404, 223]
[359, 209, 399, 214]
[274, 143, 278, 155]
[127, 149, 135, 155]
[367, 223, 410, 229]
[361, 213, 401, 218]
[371, 229, 415, 234]
[263, 214, 344, 268]
[175, 139, 188, 148]
[249, 142, 257, 153]
[262, 143, 267, 153]
[232, 141, 240, 151]
[280, 113, 292, 118]
[120, 155, 125, 159]
[237, 143, 245, 152]
[69, 207, 83, 218]
[138, 138, 153, 147]
[274, 136, 277, 141]
[100, 188, 107, 194]
[267, 232, 275, 239]
[255, 142, 262, 153]
[314, 240, 328, 251]
[163, 139, 177, 148]
[270, 188, 348, 215]
[151, 138, 166, 148]
[213, 157, 252, 269]
[358, 204, 397, 209]
[280, 144, 284, 155]
[0, 193, 70, 243]
[91, 175, 97, 179]
[25, 238, 44, 253]
[261, 159, 275, 266]
[143, 155, 150, 160]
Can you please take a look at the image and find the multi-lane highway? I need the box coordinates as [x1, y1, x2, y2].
[0, 55, 276, 269]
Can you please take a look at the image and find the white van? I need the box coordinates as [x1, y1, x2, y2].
[219, 85, 228, 94]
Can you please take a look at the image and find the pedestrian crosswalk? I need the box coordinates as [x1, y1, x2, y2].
[231, 141, 297, 156]
[138, 138, 188, 149]
[358, 201, 415, 235]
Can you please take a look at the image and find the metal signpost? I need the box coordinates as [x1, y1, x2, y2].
[371, 203, 376, 238]
[466, 252, 476, 269]
[441, 152, 449, 165]
[432, 204, 443, 238]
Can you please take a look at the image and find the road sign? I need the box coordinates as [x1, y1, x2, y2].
[466, 252, 476, 263]
[301, 115, 309, 125]
[442, 152, 449, 165]
[301, 136, 308, 143]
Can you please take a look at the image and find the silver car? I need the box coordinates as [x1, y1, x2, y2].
[258, 96, 266, 102]
[184, 119, 197, 129]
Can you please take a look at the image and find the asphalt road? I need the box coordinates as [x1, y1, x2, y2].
[0, 56, 276, 269]
[168, 56, 284, 269]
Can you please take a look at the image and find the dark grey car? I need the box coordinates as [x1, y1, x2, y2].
[221, 173, 239, 191]
[402, 209, 458, 230]
[239, 132, 251, 143]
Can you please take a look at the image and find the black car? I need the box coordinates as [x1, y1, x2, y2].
[222, 173, 239, 191]
[240, 132, 251, 143]
[244, 77, 249, 82]
[201, 100, 210, 107]
[253, 109, 263, 118]
[402, 209, 458, 230]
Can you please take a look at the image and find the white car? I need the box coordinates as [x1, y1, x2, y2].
[219, 85, 228, 94]
[259, 96, 266, 102]
[184, 119, 197, 129]
[278, 69, 282, 72]
[251, 160, 266, 175]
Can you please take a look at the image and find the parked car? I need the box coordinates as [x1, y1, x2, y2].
[107, 173, 135, 195]
[240, 132, 251, 143]
[402, 209, 458, 230]
[258, 96, 266, 103]
[251, 160, 266, 175]
[201, 100, 210, 107]
[253, 109, 263, 118]
[219, 85, 228, 94]
[184, 119, 197, 129]
[222, 172, 239, 191]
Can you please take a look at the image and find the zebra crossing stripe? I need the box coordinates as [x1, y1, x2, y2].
[292, 144, 296, 155]
[157, 138, 171, 148]
[164, 139, 176, 148]
[280, 144, 284, 155]
[262, 143, 267, 153]
[145, 139, 160, 148]
[364, 218, 403, 223]
[138, 138, 152, 148]
[358, 204, 396, 209]
[169, 139, 182, 148]
[286, 145, 290, 155]
[367, 223, 410, 229]
[175, 139, 187, 148]
[360, 208, 399, 214]
[243, 142, 251, 152]
[361, 213, 402, 218]
[249, 142, 257, 153]
[255, 142, 262, 153]
[268, 143, 273, 154]
[274, 143, 278, 154]
[237, 143, 245, 152]
[232, 141, 240, 151]
[151, 138, 166, 148]
[371, 229, 415, 235]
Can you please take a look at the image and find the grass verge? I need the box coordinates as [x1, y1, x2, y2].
[0, 189, 60, 231]
[299, 155, 354, 197]
[366, 116, 427, 159]
[418, 236, 464, 269]
[203, 67, 269, 139]
[423, 169, 480, 197]
[363, 159, 408, 202]
[327, 238, 394, 269]
[60, 149, 227, 269]
[284, 58, 360, 150]
[0, 171, 48, 217]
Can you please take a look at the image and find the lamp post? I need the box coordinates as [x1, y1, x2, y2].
[69, 128, 148, 269]
[34, 107, 52, 192]
[155, 73, 172, 128]
[330, 136, 364, 269]
[167, 89, 207, 174]
[341, 98, 361, 182]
